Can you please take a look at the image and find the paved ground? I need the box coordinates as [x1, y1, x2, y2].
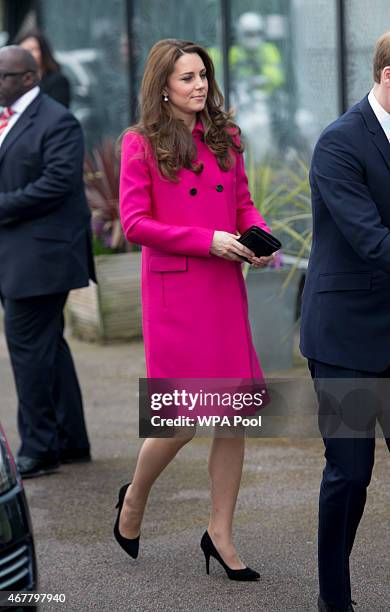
[0, 323, 389, 612]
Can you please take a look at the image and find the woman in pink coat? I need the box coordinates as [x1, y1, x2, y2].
[115, 39, 275, 580]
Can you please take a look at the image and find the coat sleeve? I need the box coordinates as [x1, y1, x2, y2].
[47, 73, 71, 108]
[0, 113, 84, 225]
[120, 132, 214, 257]
[235, 150, 271, 235]
[312, 128, 390, 272]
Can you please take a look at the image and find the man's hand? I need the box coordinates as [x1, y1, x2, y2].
[210, 231, 255, 261]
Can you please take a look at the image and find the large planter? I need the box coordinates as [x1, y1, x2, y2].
[246, 266, 302, 372]
[67, 251, 142, 342]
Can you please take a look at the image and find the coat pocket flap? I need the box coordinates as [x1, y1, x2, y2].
[33, 226, 73, 243]
[149, 255, 188, 272]
[317, 272, 372, 292]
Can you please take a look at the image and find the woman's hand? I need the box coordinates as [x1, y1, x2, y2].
[249, 253, 276, 268]
[210, 231, 255, 262]
[210, 231, 277, 268]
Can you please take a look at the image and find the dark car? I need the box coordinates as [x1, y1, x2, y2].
[0, 423, 37, 610]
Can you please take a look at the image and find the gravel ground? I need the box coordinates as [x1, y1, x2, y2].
[0, 325, 388, 612]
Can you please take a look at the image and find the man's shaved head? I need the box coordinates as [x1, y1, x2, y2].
[0, 45, 38, 72]
[0, 45, 39, 106]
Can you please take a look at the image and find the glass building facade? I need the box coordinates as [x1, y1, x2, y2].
[2, 0, 390, 157]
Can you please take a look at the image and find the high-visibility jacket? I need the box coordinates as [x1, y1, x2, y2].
[209, 42, 284, 93]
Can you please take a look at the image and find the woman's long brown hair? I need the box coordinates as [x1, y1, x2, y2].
[15, 29, 61, 76]
[128, 39, 244, 182]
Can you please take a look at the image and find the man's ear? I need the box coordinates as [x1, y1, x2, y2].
[381, 66, 390, 86]
[23, 71, 37, 87]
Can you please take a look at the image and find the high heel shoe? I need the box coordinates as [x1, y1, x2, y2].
[113, 482, 140, 559]
[200, 531, 260, 581]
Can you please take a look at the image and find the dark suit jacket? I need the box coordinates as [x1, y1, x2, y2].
[40, 71, 71, 108]
[0, 91, 96, 300]
[300, 94, 390, 372]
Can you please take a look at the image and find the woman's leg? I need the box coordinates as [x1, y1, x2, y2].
[119, 432, 194, 538]
[207, 434, 246, 569]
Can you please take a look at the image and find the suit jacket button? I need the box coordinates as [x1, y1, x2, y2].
[216, 184, 223, 192]
[189, 188, 197, 196]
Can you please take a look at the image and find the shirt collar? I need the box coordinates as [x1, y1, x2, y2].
[368, 88, 390, 140]
[10, 86, 40, 115]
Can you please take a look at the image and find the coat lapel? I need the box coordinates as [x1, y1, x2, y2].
[359, 94, 390, 173]
[0, 93, 41, 166]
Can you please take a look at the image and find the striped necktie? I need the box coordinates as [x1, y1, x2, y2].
[0, 107, 15, 137]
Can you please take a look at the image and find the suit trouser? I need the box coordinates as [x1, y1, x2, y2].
[2, 292, 90, 460]
[308, 359, 390, 609]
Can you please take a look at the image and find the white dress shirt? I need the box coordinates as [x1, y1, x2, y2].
[0, 86, 40, 148]
[368, 88, 390, 143]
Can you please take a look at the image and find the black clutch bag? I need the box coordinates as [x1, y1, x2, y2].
[238, 225, 282, 262]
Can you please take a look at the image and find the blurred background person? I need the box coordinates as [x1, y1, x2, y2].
[209, 11, 284, 160]
[231, 12, 285, 159]
[231, 12, 284, 97]
[15, 28, 71, 108]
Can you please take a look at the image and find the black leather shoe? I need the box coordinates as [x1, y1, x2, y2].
[318, 595, 355, 611]
[16, 456, 60, 479]
[60, 448, 91, 464]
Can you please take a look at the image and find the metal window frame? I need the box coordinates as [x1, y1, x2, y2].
[125, 0, 138, 123]
[336, 0, 347, 115]
[4, 0, 37, 41]
[220, 0, 231, 110]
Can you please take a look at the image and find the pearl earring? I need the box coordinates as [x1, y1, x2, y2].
[163, 95, 168, 102]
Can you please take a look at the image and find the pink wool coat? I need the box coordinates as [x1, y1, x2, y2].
[120, 122, 270, 379]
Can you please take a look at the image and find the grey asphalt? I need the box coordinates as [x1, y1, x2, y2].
[0, 325, 388, 612]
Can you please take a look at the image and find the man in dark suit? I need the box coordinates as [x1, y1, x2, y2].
[300, 33, 390, 611]
[0, 46, 95, 478]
